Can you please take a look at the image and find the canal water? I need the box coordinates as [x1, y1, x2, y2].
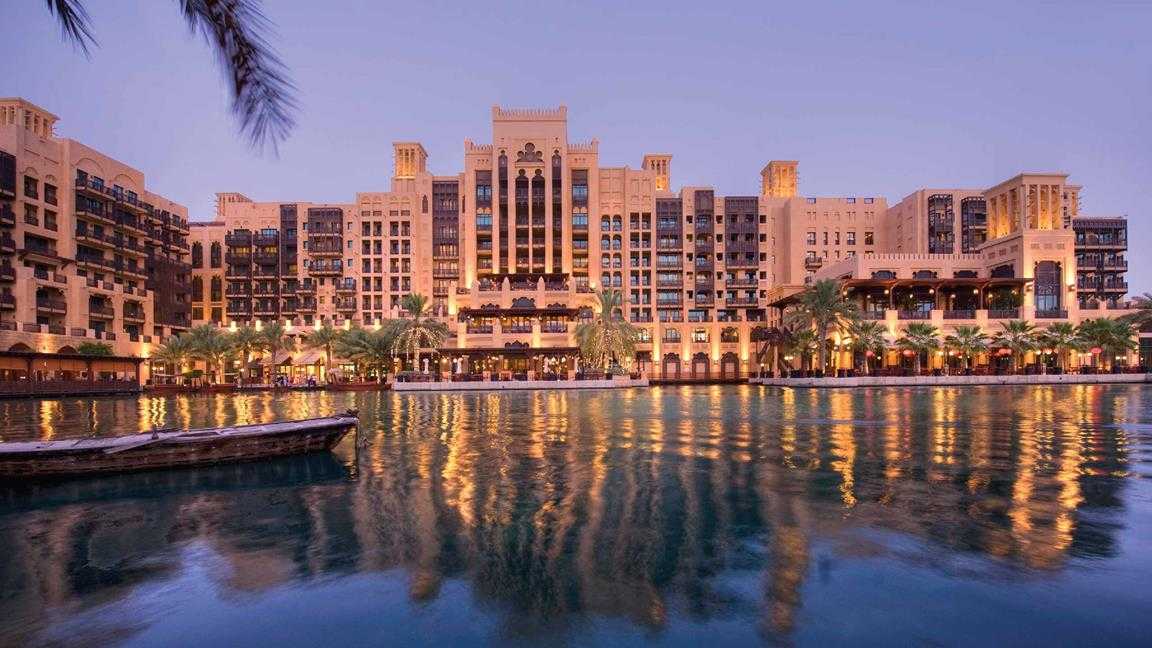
[1, 385, 1151, 646]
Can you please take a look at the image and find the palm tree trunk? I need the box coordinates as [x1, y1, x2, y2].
[817, 324, 828, 373]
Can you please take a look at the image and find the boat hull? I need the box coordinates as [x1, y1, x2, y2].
[0, 416, 357, 479]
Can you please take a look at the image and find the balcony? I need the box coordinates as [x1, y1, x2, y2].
[988, 308, 1020, 319]
[75, 253, 110, 271]
[252, 284, 278, 297]
[298, 300, 317, 313]
[254, 232, 279, 246]
[335, 282, 357, 294]
[308, 262, 342, 276]
[123, 307, 146, 323]
[726, 297, 758, 307]
[725, 277, 758, 289]
[34, 268, 67, 285]
[0, 206, 14, 227]
[88, 303, 115, 319]
[36, 297, 67, 314]
[943, 309, 976, 320]
[804, 257, 823, 270]
[225, 251, 252, 265]
[1035, 309, 1069, 319]
[466, 324, 494, 334]
[224, 232, 253, 247]
[75, 203, 115, 226]
[23, 241, 61, 261]
[0, 266, 14, 282]
[897, 310, 931, 320]
[226, 286, 252, 297]
[0, 294, 14, 310]
[0, 235, 14, 254]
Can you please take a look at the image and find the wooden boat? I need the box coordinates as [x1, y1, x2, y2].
[0, 410, 359, 479]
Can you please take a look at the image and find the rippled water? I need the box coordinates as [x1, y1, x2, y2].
[2, 385, 1152, 646]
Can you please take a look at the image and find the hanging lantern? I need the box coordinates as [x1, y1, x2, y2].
[1090, 347, 1102, 355]
[902, 349, 914, 357]
[865, 350, 875, 358]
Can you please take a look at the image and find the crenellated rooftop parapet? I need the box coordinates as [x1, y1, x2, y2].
[815, 253, 988, 282]
[492, 105, 567, 121]
[465, 140, 494, 154]
[568, 139, 599, 154]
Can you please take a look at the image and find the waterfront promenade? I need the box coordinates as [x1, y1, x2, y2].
[752, 372, 1151, 388]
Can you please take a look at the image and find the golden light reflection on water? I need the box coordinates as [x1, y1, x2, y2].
[0, 384, 1146, 645]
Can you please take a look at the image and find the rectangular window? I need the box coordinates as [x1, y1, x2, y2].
[806, 232, 816, 246]
[864, 231, 875, 245]
[846, 231, 856, 245]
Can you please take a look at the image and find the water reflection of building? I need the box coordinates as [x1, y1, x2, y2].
[0, 387, 1137, 643]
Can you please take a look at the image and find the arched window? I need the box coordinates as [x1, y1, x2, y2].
[422, 195, 428, 214]
[191, 242, 204, 268]
[210, 276, 222, 301]
[210, 242, 222, 268]
[191, 276, 204, 300]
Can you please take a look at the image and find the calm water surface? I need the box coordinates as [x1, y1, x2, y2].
[1, 385, 1152, 646]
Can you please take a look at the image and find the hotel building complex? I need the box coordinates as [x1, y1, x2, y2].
[0, 98, 190, 368]
[0, 99, 1134, 380]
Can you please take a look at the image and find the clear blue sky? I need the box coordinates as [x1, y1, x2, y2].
[4, 0, 1149, 286]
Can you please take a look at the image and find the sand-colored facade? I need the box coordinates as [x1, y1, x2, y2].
[0, 98, 191, 369]
[0, 98, 1131, 381]
[187, 105, 1129, 379]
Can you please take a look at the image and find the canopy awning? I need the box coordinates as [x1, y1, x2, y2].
[264, 350, 293, 366]
[292, 349, 324, 365]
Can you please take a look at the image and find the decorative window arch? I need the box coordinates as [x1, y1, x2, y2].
[516, 143, 543, 163]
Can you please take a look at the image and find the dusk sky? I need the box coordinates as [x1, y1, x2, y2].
[4, 0, 1149, 286]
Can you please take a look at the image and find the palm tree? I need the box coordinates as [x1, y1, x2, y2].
[152, 334, 194, 382]
[1038, 322, 1081, 373]
[752, 325, 790, 377]
[260, 321, 294, 355]
[391, 294, 451, 373]
[152, 334, 195, 383]
[785, 329, 819, 372]
[942, 325, 988, 371]
[335, 326, 396, 382]
[993, 320, 1038, 373]
[229, 326, 266, 383]
[845, 318, 888, 375]
[44, 0, 296, 152]
[785, 279, 857, 374]
[304, 323, 342, 382]
[185, 324, 234, 384]
[573, 288, 641, 372]
[895, 322, 940, 374]
[1078, 318, 1137, 371]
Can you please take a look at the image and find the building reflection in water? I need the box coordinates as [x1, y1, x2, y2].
[0, 384, 1141, 645]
